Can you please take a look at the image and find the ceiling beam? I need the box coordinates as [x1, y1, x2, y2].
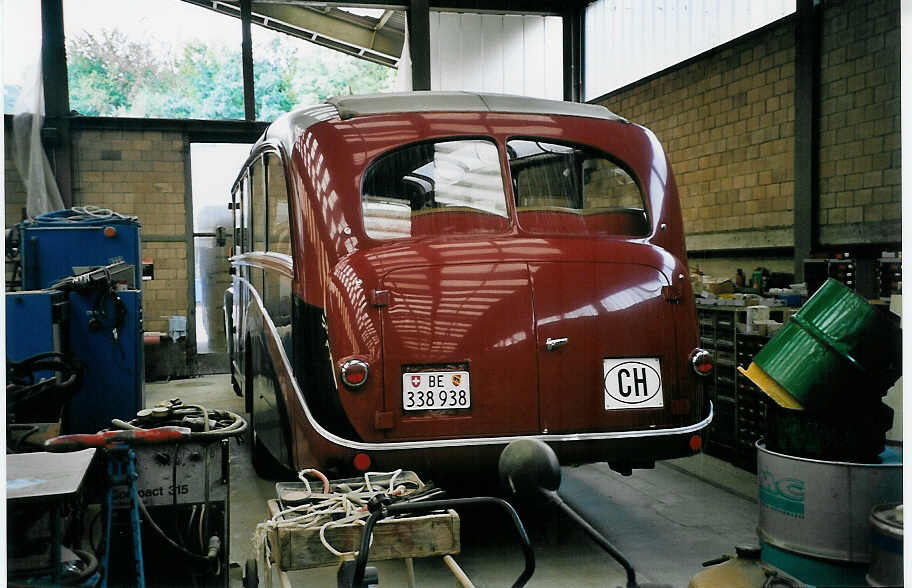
[252, 3, 404, 57]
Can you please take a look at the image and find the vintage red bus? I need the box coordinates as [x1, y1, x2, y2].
[225, 92, 712, 477]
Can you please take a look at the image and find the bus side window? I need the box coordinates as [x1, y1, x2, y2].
[263, 151, 294, 363]
[265, 152, 291, 256]
[251, 157, 267, 253]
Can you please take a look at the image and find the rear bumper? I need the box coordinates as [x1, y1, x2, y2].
[299, 403, 714, 474]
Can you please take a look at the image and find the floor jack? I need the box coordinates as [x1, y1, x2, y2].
[45, 426, 191, 588]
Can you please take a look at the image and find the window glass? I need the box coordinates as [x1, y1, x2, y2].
[361, 139, 508, 239]
[250, 26, 396, 122]
[265, 152, 291, 255]
[508, 139, 648, 237]
[251, 157, 267, 251]
[63, 0, 244, 119]
[264, 271, 293, 362]
[3, 1, 41, 111]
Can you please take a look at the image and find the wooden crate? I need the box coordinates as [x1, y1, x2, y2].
[265, 500, 460, 571]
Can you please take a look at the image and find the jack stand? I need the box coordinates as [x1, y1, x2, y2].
[101, 446, 146, 588]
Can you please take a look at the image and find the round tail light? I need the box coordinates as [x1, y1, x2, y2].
[353, 452, 371, 472]
[689, 348, 713, 376]
[340, 359, 369, 388]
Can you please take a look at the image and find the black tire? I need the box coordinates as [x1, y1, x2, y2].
[243, 558, 258, 588]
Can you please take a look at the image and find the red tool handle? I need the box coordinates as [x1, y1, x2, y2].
[44, 426, 191, 452]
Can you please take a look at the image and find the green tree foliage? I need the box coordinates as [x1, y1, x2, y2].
[65, 28, 396, 120]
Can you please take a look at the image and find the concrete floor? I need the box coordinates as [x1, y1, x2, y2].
[146, 374, 760, 587]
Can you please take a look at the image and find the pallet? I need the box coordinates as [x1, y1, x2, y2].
[264, 499, 460, 571]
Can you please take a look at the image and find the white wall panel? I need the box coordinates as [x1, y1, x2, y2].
[481, 15, 504, 93]
[543, 16, 563, 100]
[501, 15, 526, 95]
[585, 0, 796, 100]
[461, 13, 484, 91]
[429, 11, 563, 99]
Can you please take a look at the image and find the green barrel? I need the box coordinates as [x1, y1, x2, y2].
[752, 279, 901, 412]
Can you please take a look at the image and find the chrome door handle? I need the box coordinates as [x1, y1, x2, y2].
[545, 337, 568, 351]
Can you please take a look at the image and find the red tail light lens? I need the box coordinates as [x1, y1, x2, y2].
[689, 348, 713, 376]
[353, 452, 371, 471]
[340, 359, 369, 388]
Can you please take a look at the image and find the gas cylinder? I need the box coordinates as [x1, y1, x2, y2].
[689, 546, 801, 588]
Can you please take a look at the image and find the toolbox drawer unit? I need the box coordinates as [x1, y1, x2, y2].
[697, 307, 779, 472]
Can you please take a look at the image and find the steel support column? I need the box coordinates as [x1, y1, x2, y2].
[408, 0, 431, 91]
[241, 0, 256, 121]
[563, 8, 583, 102]
[793, 0, 821, 279]
[40, 0, 73, 207]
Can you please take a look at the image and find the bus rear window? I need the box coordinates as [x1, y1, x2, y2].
[361, 139, 509, 239]
[507, 139, 649, 237]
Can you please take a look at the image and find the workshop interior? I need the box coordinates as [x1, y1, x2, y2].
[3, 0, 905, 587]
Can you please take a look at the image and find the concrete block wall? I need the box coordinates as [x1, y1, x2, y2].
[818, 0, 901, 244]
[596, 0, 901, 258]
[3, 125, 190, 332]
[69, 128, 190, 334]
[4, 131, 28, 224]
[4, 131, 29, 285]
[597, 21, 795, 253]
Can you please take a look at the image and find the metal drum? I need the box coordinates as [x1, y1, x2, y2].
[747, 278, 901, 411]
[757, 443, 902, 562]
[866, 504, 903, 587]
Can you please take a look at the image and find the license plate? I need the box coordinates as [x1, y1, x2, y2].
[402, 371, 471, 411]
[603, 357, 663, 410]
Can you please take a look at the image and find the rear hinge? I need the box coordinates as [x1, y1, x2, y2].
[372, 289, 390, 307]
[373, 411, 394, 430]
[662, 285, 681, 302]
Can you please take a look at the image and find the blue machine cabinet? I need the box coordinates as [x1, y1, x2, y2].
[14, 208, 145, 433]
[5, 290, 68, 383]
[67, 289, 144, 434]
[5, 290, 67, 361]
[19, 211, 142, 290]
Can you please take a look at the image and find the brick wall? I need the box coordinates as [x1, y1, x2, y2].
[818, 0, 901, 244]
[5, 127, 28, 285]
[71, 128, 189, 333]
[597, 21, 796, 253]
[596, 0, 900, 262]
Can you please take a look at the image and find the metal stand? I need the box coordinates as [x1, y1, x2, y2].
[101, 446, 146, 588]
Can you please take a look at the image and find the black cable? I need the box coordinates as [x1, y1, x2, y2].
[6, 353, 83, 424]
[136, 496, 220, 563]
[7, 424, 39, 453]
[352, 496, 535, 588]
[64, 548, 99, 585]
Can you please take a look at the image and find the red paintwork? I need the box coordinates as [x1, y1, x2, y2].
[243, 107, 705, 472]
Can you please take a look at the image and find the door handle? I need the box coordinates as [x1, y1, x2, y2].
[545, 337, 568, 351]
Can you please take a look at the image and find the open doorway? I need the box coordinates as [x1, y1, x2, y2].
[190, 142, 252, 374]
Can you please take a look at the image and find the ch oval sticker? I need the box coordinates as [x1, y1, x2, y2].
[603, 359, 664, 409]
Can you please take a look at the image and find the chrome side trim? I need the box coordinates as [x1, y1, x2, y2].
[230, 252, 294, 278]
[237, 276, 713, 452]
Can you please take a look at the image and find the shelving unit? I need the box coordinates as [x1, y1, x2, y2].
[696, 306, 792, 472]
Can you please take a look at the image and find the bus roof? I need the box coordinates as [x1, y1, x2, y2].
[259, 91, 627, 159]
